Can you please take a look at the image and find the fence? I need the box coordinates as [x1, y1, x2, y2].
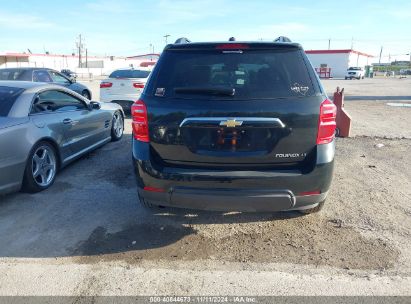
[315, 67, 332, 78]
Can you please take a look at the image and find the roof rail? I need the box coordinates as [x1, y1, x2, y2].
[274, 36, 292, 43]
[174, 37, 191, 44]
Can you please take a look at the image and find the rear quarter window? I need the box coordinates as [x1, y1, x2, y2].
[152, 48, 318, 99]
[0, 70, 32, 81]
[0, 86, 24, 116]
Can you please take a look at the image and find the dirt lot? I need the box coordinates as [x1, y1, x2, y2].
[0, 78, 410, 296]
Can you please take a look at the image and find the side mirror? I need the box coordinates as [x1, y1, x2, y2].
[89, 101, 101, 110]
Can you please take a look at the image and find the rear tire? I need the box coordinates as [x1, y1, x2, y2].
[299, 200, 325, 214]
[22, 142, 58, 193]
[111, 111, 124, 141]
[138, 193, 155, 208]
[335, 127, 340, 137]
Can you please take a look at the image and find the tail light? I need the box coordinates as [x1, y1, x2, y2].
[131, 100, 149, 142]
[133, 82, 145, 89]
[299, 190, 321, 196]
[143, 186, 165, 192]
[317, 99, 337, 145]
[100, 82, 112, 88]
[216, 43, 249, 49]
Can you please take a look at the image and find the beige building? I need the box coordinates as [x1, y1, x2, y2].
[0, 52, 159, 77]
[305, 49, 374, 78]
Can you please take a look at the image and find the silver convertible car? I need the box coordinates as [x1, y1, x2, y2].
[0, 81, 124, 195]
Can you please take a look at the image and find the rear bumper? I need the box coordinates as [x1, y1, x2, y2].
[100, 93, 141, 111]
[346, 74, 361, 78]
[132, 140, 335, 212]
[139, 187, 328, 212]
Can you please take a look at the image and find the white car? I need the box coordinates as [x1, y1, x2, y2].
[345, 67, 365, 80]
[100, 68, 151, 110]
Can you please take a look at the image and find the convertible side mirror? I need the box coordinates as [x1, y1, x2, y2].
[89, 101, 101, 110]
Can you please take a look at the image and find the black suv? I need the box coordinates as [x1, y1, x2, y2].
[132, 38, 336, 214]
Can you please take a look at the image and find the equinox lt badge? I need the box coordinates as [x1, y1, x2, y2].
[275, 153, 307, 158]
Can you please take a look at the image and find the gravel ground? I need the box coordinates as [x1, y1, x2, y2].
[0, 78, 410, 296]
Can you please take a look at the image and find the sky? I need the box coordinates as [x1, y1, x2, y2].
[0, 0, 410, 62]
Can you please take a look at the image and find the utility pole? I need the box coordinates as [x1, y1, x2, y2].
[164, 34, 170, 45]
[76, 34, 85, 68]
[78, 34, 82, 67]
[85, 48, 88, 68]
[328, 38, 331, 50]
[379, 46, 383, 64]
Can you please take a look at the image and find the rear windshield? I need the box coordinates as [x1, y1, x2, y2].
[0, 86, 24, 116]
[348, 67, 362, 70]
[0, 69, 32, 81]
[109, 70, 150, 79]
[153, 48, 317, 99]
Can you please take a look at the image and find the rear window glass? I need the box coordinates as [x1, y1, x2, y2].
[109, 70, 150, 79]
[0, 86, 24, 116]
[153, 48, 317, 99]
[0, 69, 32, 81]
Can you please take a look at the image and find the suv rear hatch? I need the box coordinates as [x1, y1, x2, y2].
[141, 43, 325, 169]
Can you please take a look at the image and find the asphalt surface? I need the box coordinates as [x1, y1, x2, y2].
[0, 77, 410, 296]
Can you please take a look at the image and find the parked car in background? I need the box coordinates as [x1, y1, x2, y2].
[0, 81, 124, 195]
[345, 67, 365, 79]
[399, 69, 411, 76]
[100, 68, 151, 110]
[132, 38, 336, 214]
[61, 69, 77, 81]
[0, 68, 92, 99]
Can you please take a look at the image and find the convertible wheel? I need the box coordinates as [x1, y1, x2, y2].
[111, 111, 124, 141]
[23, 142, 57, 193]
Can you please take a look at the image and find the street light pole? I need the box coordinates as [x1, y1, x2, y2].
[164, 34, 170, 45]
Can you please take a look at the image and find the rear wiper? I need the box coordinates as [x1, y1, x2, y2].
[174, 86, 235, 96]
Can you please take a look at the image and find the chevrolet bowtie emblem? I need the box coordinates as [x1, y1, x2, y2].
[220, 119, 243, 127]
